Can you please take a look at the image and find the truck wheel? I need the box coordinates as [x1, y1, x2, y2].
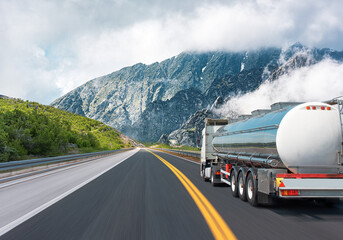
[246, 173, 258, 206]
[238, 171, 247, 201]
[210, 170, 217, 186]
[230, 170, 238, 197]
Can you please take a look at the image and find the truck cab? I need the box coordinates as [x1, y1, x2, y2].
[200, 119, 228, 184]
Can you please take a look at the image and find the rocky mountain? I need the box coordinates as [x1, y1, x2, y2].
[51, 43, 343, 143]
[124, 88, 206, 141]
[164, 97, 224, 147]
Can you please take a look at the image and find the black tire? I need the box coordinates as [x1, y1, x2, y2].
[238, 171, 247, 201]
[246, 173, 258, 206]
[210, 170, 217, 186]
[230, 169, 238, 197]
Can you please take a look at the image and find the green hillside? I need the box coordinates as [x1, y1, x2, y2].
[0, 97, 133, 162]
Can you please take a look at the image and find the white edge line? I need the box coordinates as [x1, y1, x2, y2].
[149, 149, 200, 165]
[0, 149, 138, 236]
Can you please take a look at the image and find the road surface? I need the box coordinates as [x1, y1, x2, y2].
[1, 149, 343, 240]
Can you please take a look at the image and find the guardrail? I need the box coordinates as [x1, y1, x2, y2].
[0, 149, 132, 172]
[157, 148, 201, 158]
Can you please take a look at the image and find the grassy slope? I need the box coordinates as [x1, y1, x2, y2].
[0, 98, 132, 161]
[149, 143, 200, 152]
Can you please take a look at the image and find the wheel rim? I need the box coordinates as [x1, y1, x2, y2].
[231, 174, 236, 192]
[239, 174, 244, 195]
[247, 178, 253, 200]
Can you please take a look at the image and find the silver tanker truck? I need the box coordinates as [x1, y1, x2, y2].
[200, 99, 343, 206]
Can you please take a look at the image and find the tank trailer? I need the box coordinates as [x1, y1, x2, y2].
[200, 100, 343, 206]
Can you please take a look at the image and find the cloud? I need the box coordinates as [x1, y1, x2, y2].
[216, 58, 343, 117]
[1, 0, 343, 104]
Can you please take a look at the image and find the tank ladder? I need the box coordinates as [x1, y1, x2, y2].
[325, 97, 343, 165]
[337, 99, 343, 163]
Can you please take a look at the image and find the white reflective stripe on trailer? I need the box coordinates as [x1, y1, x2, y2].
[279, 178, 343, 190]
[220, 169, 230, 176]
[279, 178, 343, 198]
[221, 178, 231, 186]
[279, 189, 343, 198]
[220, 169, 231, 186]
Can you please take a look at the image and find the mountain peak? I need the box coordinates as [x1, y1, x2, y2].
[52, 46, 343, 143]
[290, 42, 305, 49]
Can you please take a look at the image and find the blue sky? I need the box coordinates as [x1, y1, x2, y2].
[1, 0, 343, 104]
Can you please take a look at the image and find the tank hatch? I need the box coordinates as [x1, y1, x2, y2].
[237, 115, 252, 121]
[251, 109, 271, 116]
[271, 102, 302, 111]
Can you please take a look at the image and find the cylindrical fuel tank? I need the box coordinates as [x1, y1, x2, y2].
[212, 102, 342, 173]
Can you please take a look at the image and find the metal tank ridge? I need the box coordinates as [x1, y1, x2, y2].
[212, 102, 342, 173]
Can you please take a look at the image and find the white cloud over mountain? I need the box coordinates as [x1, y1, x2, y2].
[1, 0, 343, 103]
[216, 58, 343, 117]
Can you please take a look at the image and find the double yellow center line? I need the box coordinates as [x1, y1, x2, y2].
[146, 149, 237, 240]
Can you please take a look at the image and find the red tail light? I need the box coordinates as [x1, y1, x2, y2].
[312, 106, 316, 110]
[281, 190, 299, 196]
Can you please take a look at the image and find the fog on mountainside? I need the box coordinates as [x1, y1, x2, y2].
[51, 43, 343, 145]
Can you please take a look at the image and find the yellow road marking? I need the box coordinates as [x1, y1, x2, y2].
[146, 149, 237, 240]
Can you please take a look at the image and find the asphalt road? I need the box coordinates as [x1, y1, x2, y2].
[0, 149, 139, 232]
[2, 149, 343, 240]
